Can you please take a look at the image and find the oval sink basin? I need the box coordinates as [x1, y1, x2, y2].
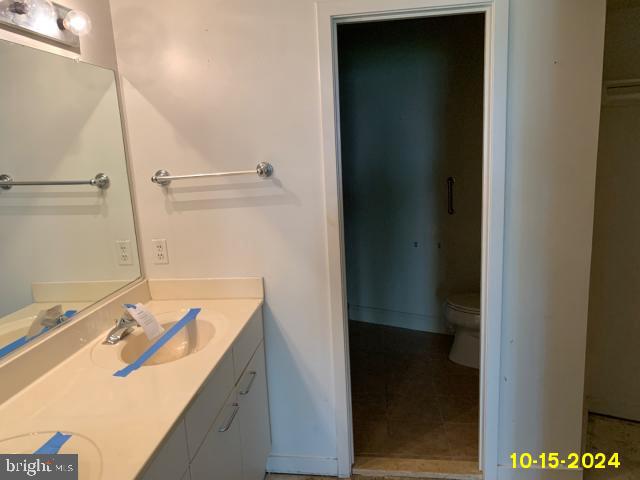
[120, 319, 215, 366]
[0, 432, 102, 480]
[91, 310, 217, 370]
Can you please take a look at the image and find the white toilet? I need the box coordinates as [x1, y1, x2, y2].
[445, 293, 481, 369]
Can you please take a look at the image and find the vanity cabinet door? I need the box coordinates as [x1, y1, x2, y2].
[238, 342, 271, 480]
[190, 393, 243, 480]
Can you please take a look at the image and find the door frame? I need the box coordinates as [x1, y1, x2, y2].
[316, 0, 509, 477]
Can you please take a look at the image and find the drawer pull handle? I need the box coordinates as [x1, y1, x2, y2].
[239, 371, 257, 395]
[218, 403, 240, 433]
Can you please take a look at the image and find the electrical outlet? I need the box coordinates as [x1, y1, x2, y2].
[152, 239, 169, 264]
[116, 240, 133, 265]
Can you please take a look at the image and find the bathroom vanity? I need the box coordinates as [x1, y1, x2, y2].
[0, 279, 271, 480]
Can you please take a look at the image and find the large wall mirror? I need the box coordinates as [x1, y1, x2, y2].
[0, 39, 140, 359]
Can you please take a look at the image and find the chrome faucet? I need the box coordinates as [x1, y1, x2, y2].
[103, 313, 138, 345]
[38, 304, 66, 328]
[26, 304, 66, 337]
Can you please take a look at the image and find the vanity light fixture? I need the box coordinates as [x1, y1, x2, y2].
[0, 0, 91, 51]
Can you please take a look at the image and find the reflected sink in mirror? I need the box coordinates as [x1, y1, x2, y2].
[0, 317, 40, 349]
[0, 302, 88, 359]
[91, 311, 215, 369]
[0, 432, 102, 480]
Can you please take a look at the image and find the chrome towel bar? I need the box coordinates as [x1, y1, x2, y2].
[0, 173, 110, 190]
[151, 162, 274, 187]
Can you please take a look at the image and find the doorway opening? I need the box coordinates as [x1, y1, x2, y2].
[337, 13, 485, 477]
[584, 1, 640, 478]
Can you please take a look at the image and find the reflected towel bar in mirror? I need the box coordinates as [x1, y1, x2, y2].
[0, 173, 110, 190]
[151, 162, 274, 187]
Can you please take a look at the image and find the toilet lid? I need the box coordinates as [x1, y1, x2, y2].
[447, 293, 481, 314]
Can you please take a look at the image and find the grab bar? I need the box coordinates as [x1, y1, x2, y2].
[0, 173, 110, 190]
[447, 176, 455, 215]
[151, 162, 274, 187]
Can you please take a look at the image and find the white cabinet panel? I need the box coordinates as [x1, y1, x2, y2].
[140, 420, 189, 480]
[232, 310, 263, 382]
[238, 342, 271, 480]
[190, 393, 243, 480]
[185, 351, 234, 458]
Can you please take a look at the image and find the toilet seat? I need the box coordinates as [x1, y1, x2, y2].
[445, 305, 480, 329]
[446, 293, 480, 314]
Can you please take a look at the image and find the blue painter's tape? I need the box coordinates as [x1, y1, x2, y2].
[0, 336, 30, 359]
[0, 310, 78, 359]
[113, 308, 201, 378]
[34, 432, 72, 454]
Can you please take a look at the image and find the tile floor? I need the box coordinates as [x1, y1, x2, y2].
[349, 321, 480, 463]
[584, 414, 640, 480]
[269, 357, 640, 480]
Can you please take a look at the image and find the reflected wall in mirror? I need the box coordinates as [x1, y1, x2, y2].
[0, 39, 140, 359]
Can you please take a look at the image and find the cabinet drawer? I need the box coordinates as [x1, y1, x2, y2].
[140, 420, 189, 480]
[190, 392, 243, 480]
[185, 351, 234, 459]
[232, 310, 263, 382]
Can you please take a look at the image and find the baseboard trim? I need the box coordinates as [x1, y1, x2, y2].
[497, 465, 583, 480]
[348, 304, 450, 334]
[267, 454, 338, 476]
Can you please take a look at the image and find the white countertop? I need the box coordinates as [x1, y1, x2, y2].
[0, 298, 262, 480]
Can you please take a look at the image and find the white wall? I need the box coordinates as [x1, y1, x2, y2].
[499, 1, 605, 478]
[338, 15, 484, 334]
[109, 0, 337, 469]
[587, 0, 640, 422]
[110, 0, 606, 476]
[0, 41, 140, 318]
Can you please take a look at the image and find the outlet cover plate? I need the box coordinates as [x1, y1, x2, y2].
[116, 240, 133, 266]
[152, 239, 169, 265]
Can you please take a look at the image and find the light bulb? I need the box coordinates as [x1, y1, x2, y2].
[62, 9, 91, 36]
